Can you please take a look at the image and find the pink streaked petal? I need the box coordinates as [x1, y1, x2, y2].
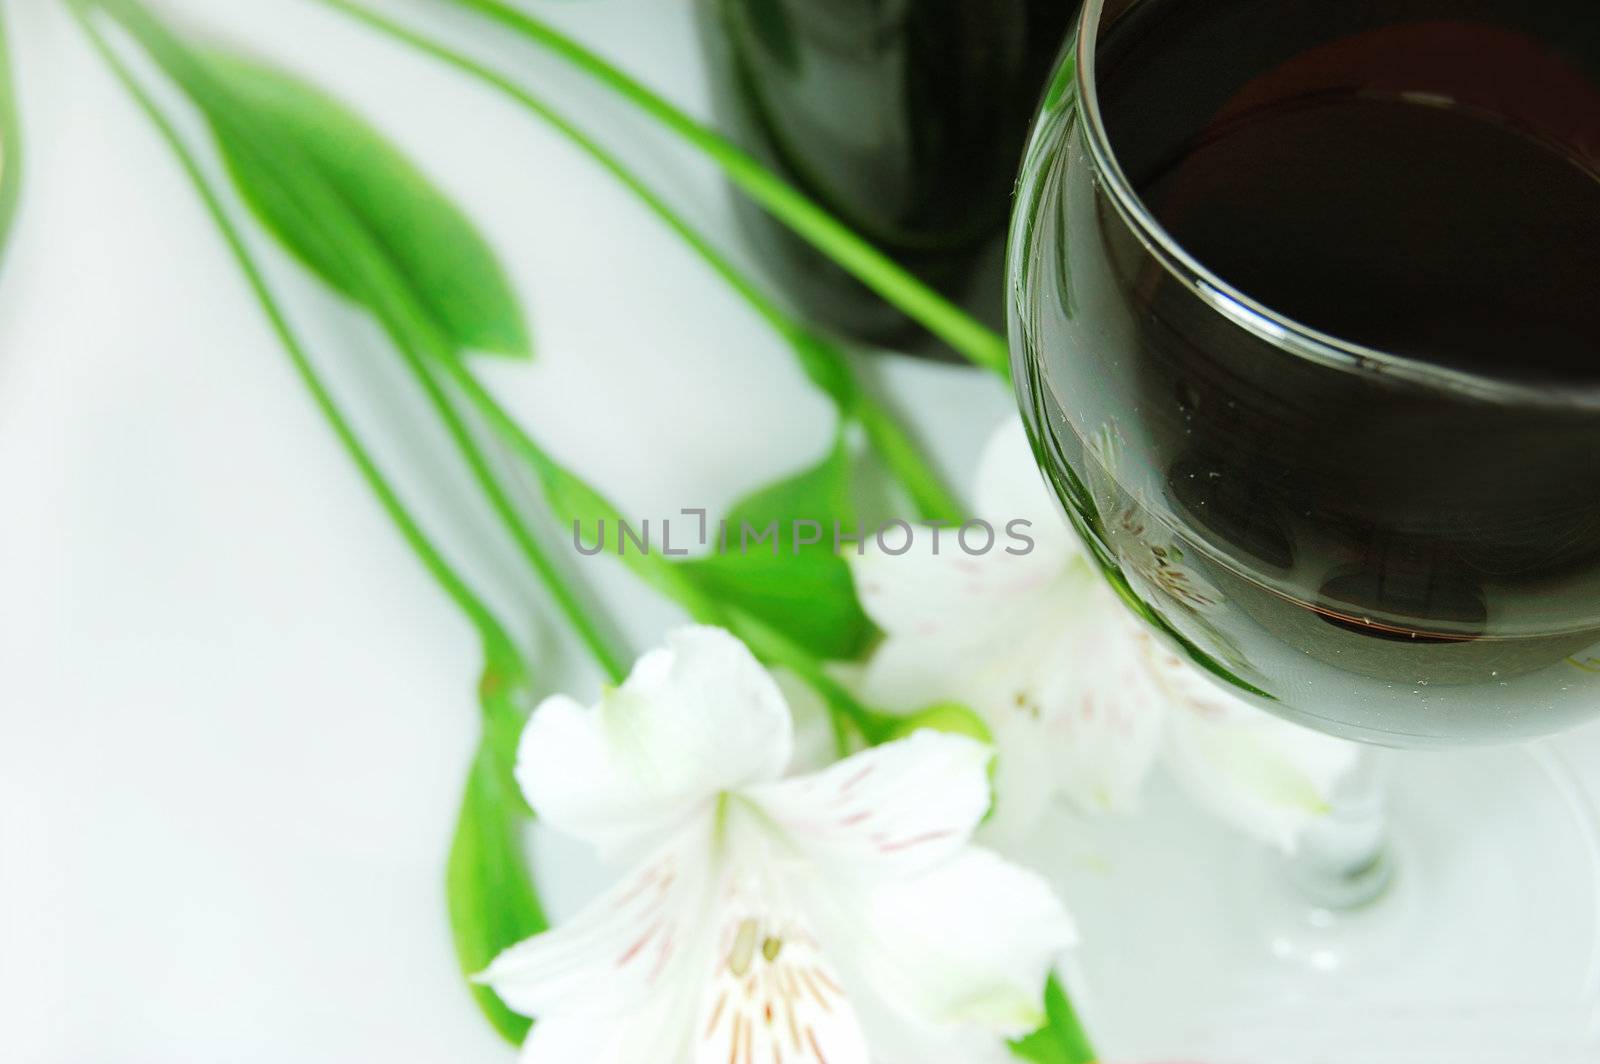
[743, 731, 993, 880]
[478, 823, 717, 1024]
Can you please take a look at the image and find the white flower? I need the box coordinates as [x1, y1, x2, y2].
[481, 626, 1077, 1064]
[852, 417, 1359, 851]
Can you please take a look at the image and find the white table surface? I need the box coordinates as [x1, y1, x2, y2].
[4, 2, 1599, 1061]
[0, 1, 1008, 1059]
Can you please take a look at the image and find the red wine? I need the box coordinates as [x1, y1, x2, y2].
[1012, 0, 1600, 743]
[1121, 20, 1600, 383]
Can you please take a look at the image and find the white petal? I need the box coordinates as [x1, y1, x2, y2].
[850, 468, 1068, 650]
[769, 666, 844, 777]
[518, 997, 692, 1064]
[959, 581, 1165, 840]
[854, 552, 1093, 720]
[980, 716, 1068, 849]
[852, 416, 1178, 843]
[855, 631, 974, 716]
[827, 849, 1077, 1056]
[1150, 645, 1362, 852]
[516, 626, 793, 856]
[874, 1027, 1028, 1064]
[850, 538, 1015, 648]
[478, 824, 716, 1029]
[516, 1013, 609, 1063]
[1012, 596, 1168, 817]
[863, 563, 1167, 844]
[743, 730, 994, 880]
[973, 415, 1077, 562]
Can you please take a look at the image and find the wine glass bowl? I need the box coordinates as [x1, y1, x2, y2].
[1008, 0, 1600, 746]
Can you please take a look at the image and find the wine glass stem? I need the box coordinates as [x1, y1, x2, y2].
[1286, 747, 1395, 909]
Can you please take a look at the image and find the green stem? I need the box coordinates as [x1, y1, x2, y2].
[313, 0, 963, 524]
[443, 355, 898, 747]
[435, 0, 1011, 378]
[306, 214, 630, 682]
[71, 2, 526, 680]
[387, 320, 631, 684]
[0, 4, 23, 256]
[88, 0, 632, 684]
[301, 0, 966, 744]
[853, 396, 960, 525]
[442, 357, 731, 620]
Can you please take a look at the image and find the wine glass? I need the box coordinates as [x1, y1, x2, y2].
[1009, 0, 1600, 1055]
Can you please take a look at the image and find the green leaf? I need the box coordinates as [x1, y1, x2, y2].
[0, 5, 22, 262]
[679, 432, 874, 660]
[203, 53, 530, 357]
[447, 738, 544, 1044]
[448, 655, 544, 1045]
[684, 551, 867, 661]
[92, 0, 528, 360]
[1010, 975, 1097, 1064]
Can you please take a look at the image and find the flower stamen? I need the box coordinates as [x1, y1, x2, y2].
[728, 918, 760, 977]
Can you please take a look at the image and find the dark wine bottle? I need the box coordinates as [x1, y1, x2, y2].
[696, 0, 1073, 353]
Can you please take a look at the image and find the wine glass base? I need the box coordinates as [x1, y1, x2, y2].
[1025, 741, 1600, 1063]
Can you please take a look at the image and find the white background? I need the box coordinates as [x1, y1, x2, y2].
[4, 1, 1600, 1062]
[0, 1, 1008, 1060]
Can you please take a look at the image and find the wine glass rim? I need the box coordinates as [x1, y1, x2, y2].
[1072, 0, 1600, 410]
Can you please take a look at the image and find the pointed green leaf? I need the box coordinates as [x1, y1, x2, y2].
[447, 737, 543, 1044]
[679, 432, 874, 660]
[448, 656, 543, 1045]
[687, 548, 868, 659]
[1010, 975, 1097, 1064]
[204, 53, 530, 357]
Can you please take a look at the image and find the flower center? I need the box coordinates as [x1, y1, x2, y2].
[700, 910, 863, 1064]
[726, 918, 791, 979]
